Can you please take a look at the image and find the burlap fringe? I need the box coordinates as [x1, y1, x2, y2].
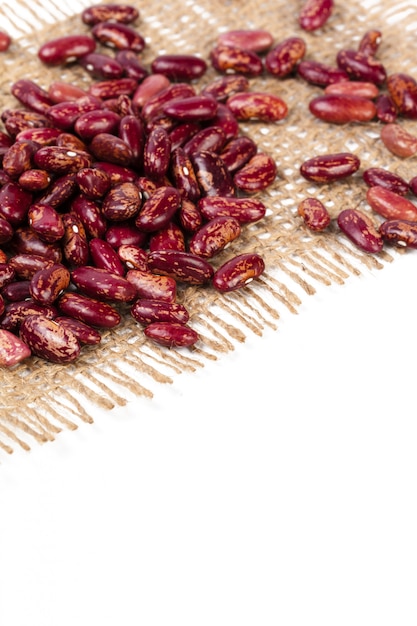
[0, 0, 416, 455]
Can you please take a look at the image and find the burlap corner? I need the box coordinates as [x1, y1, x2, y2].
[0, 0, 416, 455]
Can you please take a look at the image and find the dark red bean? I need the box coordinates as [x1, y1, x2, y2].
[144, 322, 199, 348]
[337, 208, 383, 253]
[131, 299, 190, 326]
[81, 4, 139, 25]
[299, 0, 334, 31]
[38, 35, 96, 65]
[151, 54, 208, 81]
[91, 21, 145, 52]
[57, 292, 121, 328]
[71, 266, 137, 303]
[212, 253, 265, 292]
[300, 152, 360, 183]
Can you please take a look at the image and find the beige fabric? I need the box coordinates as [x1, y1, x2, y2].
[0, 0, 416, 454]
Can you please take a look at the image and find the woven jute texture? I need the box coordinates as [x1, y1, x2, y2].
[0, 0, 416, 455]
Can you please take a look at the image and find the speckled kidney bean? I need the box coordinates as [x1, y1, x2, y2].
[337, 208, 383, 253]
[178, 198, 203, 233]
[297, 60, 349, 86]
[91, 21, 145, 52]
[191, 150, 235, 197]
[0, 181, 33, 226]
[309, 94, 377, 124]
[10, 79, 54, 115]
[297, 198, 331, 231]
[162, 95, 218, 122]
[15, 127, 61, 146]
[29, 264, 70, 305]
[143, 126, 171, 179]
[8, 253, 54, 280]
[149, 222, 186, 253]
[1, 299, 57, 331]
[89, 132, 133, 167]
[102, 181, 142, 222]
[168, 122, 199, 151]
[150, 54, 207, 81]
[233, 153, 277, 193]
[375, 94, 397, 123]
[131, 299, 190, 326]
[68, 195, 104, 240]
[212, 253, 265, 292]
[126, 269, 177, 302]
[336, 49, 387, 85]
[226, 92, 288, 122]
[265, 37, 307, 78]
[57, 291, 121, 328]
[19, 169, 52, 192]
[170, 148, 200, 203]
[358, 29, 382, 56]
[76, 167, 112, 199]
[324, 81, 380, 99]
[201, 74, 250, 102]
[117, 244, 148, 271]
[299, 0, 334, 31]
[19, 314, 80, 363]
[380, 123, 417, 157]
[89, 238, 125, 276]
[198, 196, 267, 224]
[144, 322, 199, 348]
[0, 329, 32, 367]
[147, 250, 214, 285]
[88, 77, 138, 100]
[216, 29, 273, 53]
[362, 167, 410, 196]
[2, 110, 50, 138]
[135, 185, 181, 232]
[0, 263, 15, 289]
[386, 73, 417, 119]
[38, 173, 78, 208]
[78, 51, 124, 80]
[219, 136, 257, 173]
[38, 34, 96, 65]
[300, 152, 360, 183]
[34, 146, 93, 175]
[2, 139, 40, 179]
[54, 316, 102, 345]
[82, 3, 139, 25]
[46, 95, 102, 130]
[74, 109, 121, 140]
[210, 44, 263, 77]
[182, 126, 226, 158]
[189, 216, 241, 258]
[71, 265, 137, 303]
[27, 202, 65, 243]
[62, 212, 89, 267]
[55, 132, 88, 152]
[366, 186, 417, 221]
[379, 219, 417, 248]
[10, 228, 62, 262]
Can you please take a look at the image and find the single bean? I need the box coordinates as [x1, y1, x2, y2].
[366, 186, 417, 221]
[71, 266, 137, 303]
[89, 238, 125, 276]
[337, 208, 383, 253]
[148, 222, 186, 252]
[38, 34, 96, 65]
[299, 0, 334, 31]
[144, 322, 199, 348]
[298, 198, 331, 231]
[386, 72, 417, 119]
[198, 196, 266, 224]
[135, 185, 181, 232]
[336, 49, 387, 85]
[300, 152, 360, 183]
[265, 37, 307, 78]
[19, 314, 80, 363]
[54, 316, 102, 345]
[0, 329, 32, 367]
[189, 216, 241, 258]
[210, 44, 263, 77]
[233, 153, 277, 192]
[226, 92, 288, 122]
[29, 264, 71, 305]
[57, 292, 121, 328]
[380, 123, 417, 157]
[81, 4, 139, 25]
[91, 21, 145, 52]
[131, 299, 190, 326]
[147, 250, 214, 284]
[102, 181, 142, 221]
[379, 219, 417, 248]
[216, 29, 273, 53]
[151, 54, 208, 81]
[309, 94, 377, 123]
[125, 269, 177, 302]
[212, 253, 265, 292]
[362, 167, 410, 196]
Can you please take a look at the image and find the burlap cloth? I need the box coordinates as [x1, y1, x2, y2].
[0, 0, 416, 455]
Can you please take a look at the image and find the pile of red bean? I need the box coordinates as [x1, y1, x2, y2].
[0, 2, 288, 367]
[0, 0, 416, 367]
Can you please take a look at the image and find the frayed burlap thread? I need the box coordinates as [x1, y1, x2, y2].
[0, 0, 416, 454]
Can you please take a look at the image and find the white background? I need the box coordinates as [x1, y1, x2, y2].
[1, 249, 416, 626]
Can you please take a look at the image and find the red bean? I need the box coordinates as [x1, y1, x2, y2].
[212, 253, 265, 292]
[216, 29, 274, 53]
[337, 208, 383, 253]
[38, 35, 96, 65]
[300, 152, 360, 183]
[0, 31, 12, 53]
[299, 0, 334, 31]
